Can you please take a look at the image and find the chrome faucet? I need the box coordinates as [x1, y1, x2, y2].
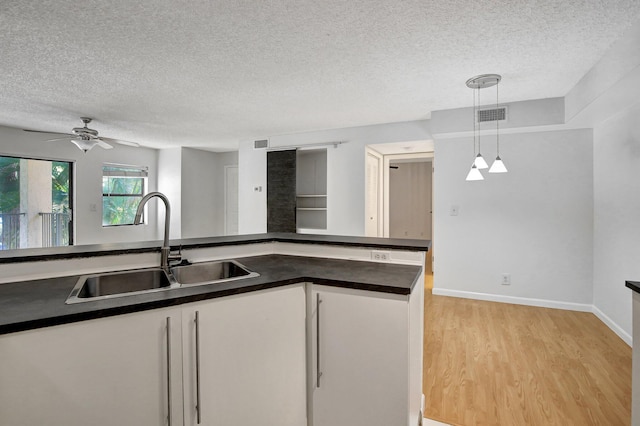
[134, 191, 180, 271]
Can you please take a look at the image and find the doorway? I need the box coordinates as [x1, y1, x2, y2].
[364, 142, 434, 288]
[0, 155, 73, 249]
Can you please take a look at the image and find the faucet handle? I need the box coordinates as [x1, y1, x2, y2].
[168, 245, 182, 264]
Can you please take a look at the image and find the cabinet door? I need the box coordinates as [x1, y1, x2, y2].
[0, 307, 184, 426]
[182, 284, 307, 426]
[310, 285, 410, 426]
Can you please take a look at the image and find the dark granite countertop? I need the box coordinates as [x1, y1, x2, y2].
[625, 281, 640, 294]
[0, 254, 423, 336]
[0, 233, 430, 264]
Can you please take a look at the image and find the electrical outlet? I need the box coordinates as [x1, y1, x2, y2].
[501, 273, 511, 285]
[371, 250, 390, 262]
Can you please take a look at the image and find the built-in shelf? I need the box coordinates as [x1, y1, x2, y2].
[296, 150, 327, 231]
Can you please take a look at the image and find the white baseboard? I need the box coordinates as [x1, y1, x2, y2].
[431, 288, 632, 347]
[432, 288, 592, 312]
[592, 305, 632, 346]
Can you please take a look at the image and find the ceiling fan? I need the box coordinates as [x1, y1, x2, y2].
[23, 117, 140, 153]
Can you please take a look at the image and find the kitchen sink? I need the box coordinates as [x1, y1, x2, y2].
[170, 260, 259, 286]
[66, 268, 179, 304]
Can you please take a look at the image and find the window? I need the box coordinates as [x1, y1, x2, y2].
[102, 164, 148, 226]
[0, 155, 73, 249]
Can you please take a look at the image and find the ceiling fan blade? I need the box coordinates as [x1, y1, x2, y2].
[95, 139, 114, 150]
[100, 137, 140, 148]
[23, 129, 70, 136]
[45, 136, 72, 142]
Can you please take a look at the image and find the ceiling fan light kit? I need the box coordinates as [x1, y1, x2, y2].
[71, 138, 99, 153]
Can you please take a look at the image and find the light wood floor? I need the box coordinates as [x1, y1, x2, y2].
[422, 290, 632, 425]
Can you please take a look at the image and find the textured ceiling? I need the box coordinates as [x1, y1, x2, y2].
[1, 0, 639, 150]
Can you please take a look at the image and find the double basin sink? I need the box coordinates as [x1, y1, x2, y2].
[65, 260, 259, 304]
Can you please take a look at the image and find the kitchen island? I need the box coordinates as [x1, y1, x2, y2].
[0, 233, 429, 426]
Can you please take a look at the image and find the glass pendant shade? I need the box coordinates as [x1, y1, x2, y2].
[71, 138, 98, 152]
[474, 153, 489, 169]
[465, 163, 484, 181]
[489, 156, 508, 173]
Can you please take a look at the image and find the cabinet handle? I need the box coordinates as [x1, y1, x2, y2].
[316, 293, 323, 388]
[166, 317, 172, 426]
[195, 311, 202, 424]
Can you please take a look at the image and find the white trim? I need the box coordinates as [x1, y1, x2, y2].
[592, 305, 632, 346]
[431, 288, 632, 347]
[364, 148, 384, 237]
[432, 288, 592, 312]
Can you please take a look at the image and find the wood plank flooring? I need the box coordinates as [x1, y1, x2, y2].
[423, 291, 631, 425]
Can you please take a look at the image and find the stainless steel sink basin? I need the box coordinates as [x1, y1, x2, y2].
[66, 268, 179, 304]
[171, 260, 259, 286]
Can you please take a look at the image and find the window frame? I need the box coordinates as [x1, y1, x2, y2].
[102, 163, 149, 227]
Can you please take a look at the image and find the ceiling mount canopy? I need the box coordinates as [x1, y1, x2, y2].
[465, 74, 501, 90]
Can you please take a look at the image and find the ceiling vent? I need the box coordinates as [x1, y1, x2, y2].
[477, 106, 507, 123]
[254, 139, 269, 149]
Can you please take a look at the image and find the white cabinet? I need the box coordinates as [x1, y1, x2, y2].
[308, 284, 423, 426]
[0, 306, 184, 426]
[181, 284, 307, 426]
[0, 280, 421, 426]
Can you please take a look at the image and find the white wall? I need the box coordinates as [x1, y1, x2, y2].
[433, 129, 594, 308]
[592, 102, 640, 341]
[238, 120, 432, 235]
[158, 147, 182, 240]
[181, 148, 238, 238]
[0, 125, 160, 245]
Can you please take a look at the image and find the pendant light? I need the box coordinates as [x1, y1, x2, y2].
[465, 83, 484, 181]
[466, 163, 484, 181]
[465, 74, 505, 179]
[473, 83, 488, 169]
[488, 77, 507, 173]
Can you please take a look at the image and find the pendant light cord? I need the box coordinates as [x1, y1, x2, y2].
[473, 87, 477, 156]
[496, 80, 500, 155]
[477, 85, 481, 154]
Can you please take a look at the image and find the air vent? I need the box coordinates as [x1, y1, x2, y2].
[254, 139, 269, 149]
[477, 107, 507, 123]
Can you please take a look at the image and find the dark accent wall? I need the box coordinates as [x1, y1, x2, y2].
[267, 150, 297, 232]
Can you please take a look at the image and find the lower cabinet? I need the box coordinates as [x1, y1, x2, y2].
[180, 284, 307, 426]
[308, 284, 424, 426]
[0, 306, 184, 426]
[0, 281, 422, 426]
[0, 284, 306, 426]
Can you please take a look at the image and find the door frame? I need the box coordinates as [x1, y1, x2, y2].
[364, 148, 384, 237]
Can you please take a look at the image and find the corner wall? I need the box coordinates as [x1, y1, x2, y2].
[592, 102, 640, 343]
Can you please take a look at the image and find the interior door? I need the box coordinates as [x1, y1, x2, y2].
[224, 165, 238, 235]
[266, 150, 297, 232]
